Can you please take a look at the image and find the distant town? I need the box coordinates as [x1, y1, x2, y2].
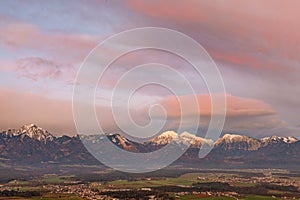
[0, 168, 299, 199]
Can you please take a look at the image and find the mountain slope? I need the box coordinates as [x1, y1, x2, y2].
[261, 136, 298, 145]
[0, 125, 98, 165]
[4, 124, 54, 143]
[214, 134, 262, 151]
[0, 125, 299, 169]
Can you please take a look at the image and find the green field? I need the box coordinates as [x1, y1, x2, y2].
[179, 195, 279, 200]
[106, 172, 223, 189]
[1, 170, 298, 199]
[179, 195, 234, 200]
[240, 195, 279, 200]
[0, 193, 84, 200]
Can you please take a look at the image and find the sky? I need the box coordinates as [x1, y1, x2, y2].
[0, 0, 300, 139]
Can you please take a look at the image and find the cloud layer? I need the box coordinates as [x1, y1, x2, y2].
[0, 1, 299, 138]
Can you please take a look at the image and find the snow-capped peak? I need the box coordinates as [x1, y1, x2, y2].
[222, 134, 245, 140]
[158, 131, 179, 139]
[284, 136, 298, 143]
[180, 132, 214, 146]
[215, 133, 262, 151]
[261, 136, 298, 144]
[18, 124, 55, 143]
[150, 131, 179, 145]
[150, 131, 213, 147]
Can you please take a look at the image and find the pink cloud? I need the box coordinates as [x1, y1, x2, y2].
[210, 51, 286, 72]
[0, 57, 76, 84]
[0, 19, 101, 62]
[126, 0, 300, 72]
[127, 0, 300, 40]
[127, 0, 210, 24]
[16, 57, 76, 83]
[17, 57, 61, 81]
[0, 59, 16, 72]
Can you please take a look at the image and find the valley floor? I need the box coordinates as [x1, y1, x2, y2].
[0, 166, 299, 199]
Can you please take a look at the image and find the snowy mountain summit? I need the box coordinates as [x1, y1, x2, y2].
[261, 136, 298, 144]
[5, 124, 55, 143]
[215, 134, 262, 151]
[150, 131, 214, 147]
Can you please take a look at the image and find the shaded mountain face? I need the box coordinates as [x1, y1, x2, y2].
[204, 134, 300, 169]
[0, 125, 98, 165]
[0, 124, 299, 169]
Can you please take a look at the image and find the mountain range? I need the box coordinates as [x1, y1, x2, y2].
[0, 124, 299, 169]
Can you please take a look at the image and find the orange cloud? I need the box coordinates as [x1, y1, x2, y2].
[0, 87, 284, 137]
[0, 88, 118, 135]
[157, 94, 275, 119]
[0, 87, 76, 135]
